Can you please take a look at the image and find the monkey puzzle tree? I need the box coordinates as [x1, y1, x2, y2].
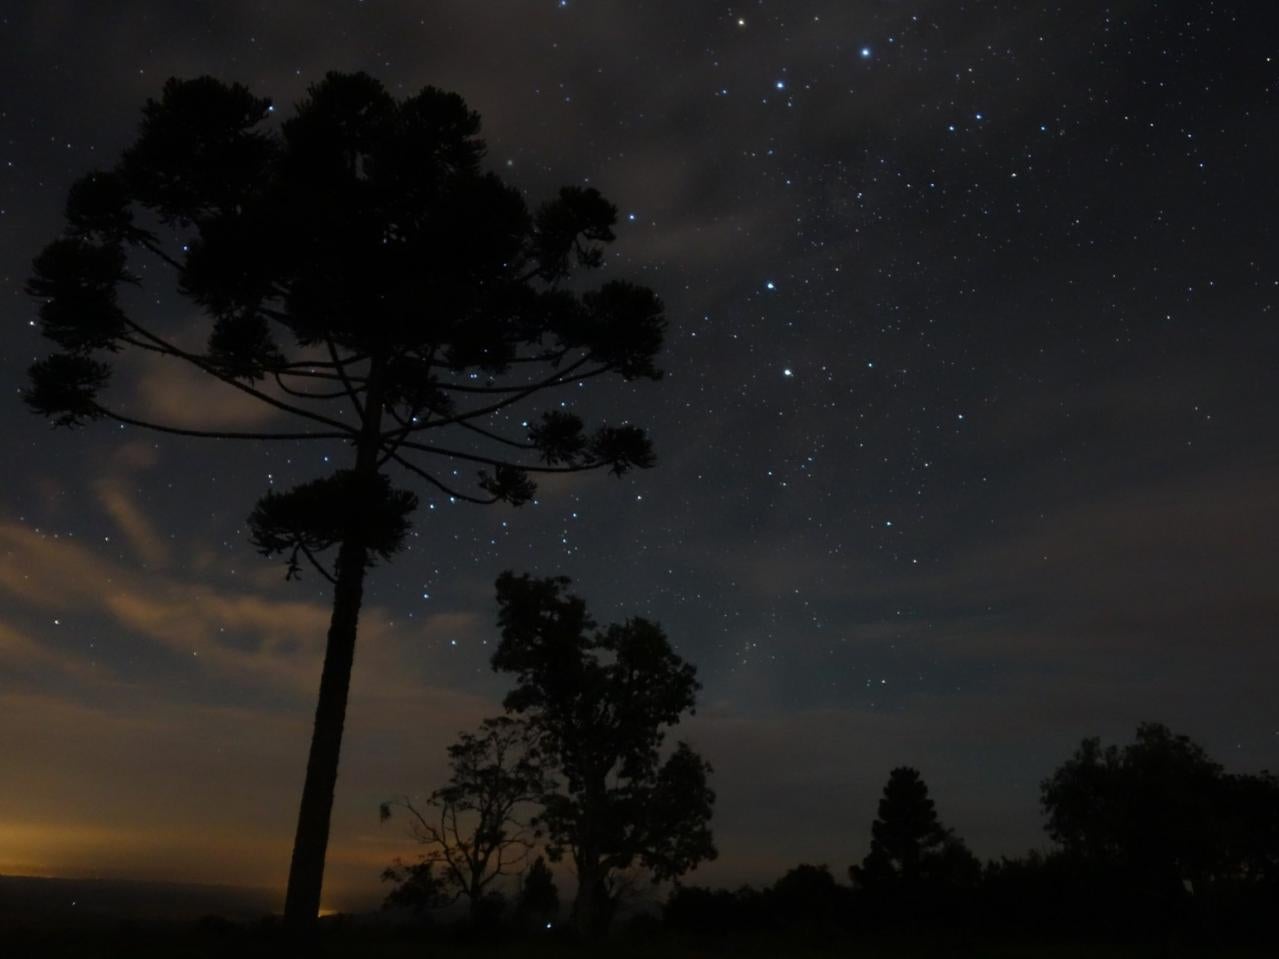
[492, 572, 716, 938]
[23, 72, 666, 927]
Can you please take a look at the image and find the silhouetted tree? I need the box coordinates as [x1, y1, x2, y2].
[1219, 770, 1279, 886]
[1041, 722, 1277, 898]
[491, 572, 716, 938]
[851, 767, 979, 893]
[664, 885, 742, 936]
[515, 855, 560, 930]
[766, 864, 853, 932]
[24, 72, 666, 927]
[381, 717, 547, 924]
[380, 860, 450, 916]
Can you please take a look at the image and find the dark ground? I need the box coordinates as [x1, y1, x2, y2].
[1, 917, 1274, 959]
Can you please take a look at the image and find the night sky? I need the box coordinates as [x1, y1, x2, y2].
[2, 1, 1276, 911]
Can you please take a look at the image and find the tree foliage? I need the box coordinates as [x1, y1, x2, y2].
[491, 572, 716, 937]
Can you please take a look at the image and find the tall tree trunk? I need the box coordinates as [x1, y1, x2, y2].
[572, 782, 609, 938]
[283, 364, 385, 928]
[282, 534, 369, 926]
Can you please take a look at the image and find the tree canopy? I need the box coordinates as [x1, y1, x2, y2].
[1042, 721, 1279, 890]
[491, 571, 716, 937]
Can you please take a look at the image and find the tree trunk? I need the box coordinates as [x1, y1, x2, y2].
[283, 363, 385, 929]
[573, 851, 613, 939]
[283, 534, 370, 927]
[572, 863, 598, 939]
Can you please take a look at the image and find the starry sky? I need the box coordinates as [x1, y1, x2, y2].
[1, 0, 1277, 912]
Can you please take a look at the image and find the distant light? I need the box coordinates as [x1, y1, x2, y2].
[765, 280, 777, 290]
[860, 47, 872, 59]
[783, 368, 794, 378]
[627, 212, 637, 221]
[975, 112, 985, 121]
[775, 79, 786, 90]
[737, 17, 746, 27]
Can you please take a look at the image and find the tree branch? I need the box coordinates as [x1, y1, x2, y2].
[382, 450, 500, 505]
[432, 357, 602, 395]
[390, 438, 604, 474]
[120, 319, 359, 435]
[382, 359, 612, 439]
[273, 371, 354, 400]
[95, 406, 351, 441]
[326, 337, 366, 419]
[136, 236, 186, 273]
[297, 543, 337, 586]
[454, 418, 537, 450]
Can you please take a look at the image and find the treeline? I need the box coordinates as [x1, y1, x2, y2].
[379, 574, 1275, 944]
[667, 723, 1278, 943]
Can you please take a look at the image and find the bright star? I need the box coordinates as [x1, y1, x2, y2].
[860, 47, 872, 59]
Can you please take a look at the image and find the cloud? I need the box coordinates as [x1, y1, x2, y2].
[95, 478, 172, 568]
[128, 352, 291, 431]
[0, 620, 103, 684]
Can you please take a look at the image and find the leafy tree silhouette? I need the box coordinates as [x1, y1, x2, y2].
[379, 860, 450, 917]
[851, 767, 979, 891]
[1220, 769, 1279, 886]
[23, 72, 666, 927]
[766, 863, 851, 931]
[1041, 722, 1278, 896]
[491, 572, 716, 938]
[381, 717, 547, 924]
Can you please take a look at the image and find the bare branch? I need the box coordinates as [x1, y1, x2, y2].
[454, 418, 537, 450]
[95, 406, 351, 442]
[390, 437, 603, 474]
[273, 371, 354, 400]
[120, 319, 359, 435]
[297, 543, 337, 586]
[136, 236, 186, 272]
[432, 356, 602, 395]
[393, 361, 612, 435]
[326, 337, 366, 419]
